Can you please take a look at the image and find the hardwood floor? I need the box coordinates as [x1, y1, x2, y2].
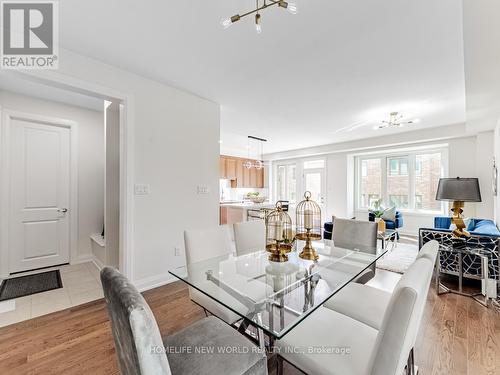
[0, 278, 498, 375]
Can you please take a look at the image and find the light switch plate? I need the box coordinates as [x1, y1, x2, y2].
[134, 184, 150, 195]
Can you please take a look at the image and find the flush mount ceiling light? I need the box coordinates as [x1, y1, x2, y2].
[375, 112, 420, 130]
[221, 0, 297, 33]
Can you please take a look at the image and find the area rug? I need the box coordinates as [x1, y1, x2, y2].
[0, 270, 62, 301]
[376, 243, 418, 274]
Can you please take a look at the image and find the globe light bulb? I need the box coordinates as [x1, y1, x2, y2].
[221, 18, 232, 29]
[287, 2, 298, 14]
[255, 13, 262, 34]
[221, 15, 240, 29]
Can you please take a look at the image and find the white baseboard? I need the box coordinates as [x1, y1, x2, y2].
[91, 256, 105, 271]
[0, 300, 15, 314]
[134, 272, 177, 292]
[71, 254, 94, 265]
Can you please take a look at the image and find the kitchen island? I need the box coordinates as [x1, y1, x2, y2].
[219, 201, 276, 224]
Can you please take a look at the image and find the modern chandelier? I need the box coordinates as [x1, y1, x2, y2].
[221, 0, 298, 34]
[244, 135, 267, 169]
[375, 112, 420, 130]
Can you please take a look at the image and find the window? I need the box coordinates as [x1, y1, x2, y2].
[276, 164, 297, 203]
[359, 158, 382, 208]
[356, 150, 445, 212]
[414, 152, 442, 210]
[388, 157, 408, 176]
[304, 159, 325, 169]
[387, 156, 409, 208]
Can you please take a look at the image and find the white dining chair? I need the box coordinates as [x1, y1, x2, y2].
[323, 240, 438, 329]
[276, 255, 435, 375]
[184, 226, 241, 325]
[233, 220, 266, 256]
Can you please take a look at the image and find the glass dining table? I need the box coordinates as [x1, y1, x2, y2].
[169, 240, 386, 349]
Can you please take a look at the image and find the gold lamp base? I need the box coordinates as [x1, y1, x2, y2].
[296, 232, 321, 261]
[266, 243, 289, 262]
[450, 200, 470, 238]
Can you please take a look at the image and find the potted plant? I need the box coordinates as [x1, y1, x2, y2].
[369, 199, 386, 232]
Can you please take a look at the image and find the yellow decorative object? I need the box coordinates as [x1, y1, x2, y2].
[265, 202, 294, 262]
[376, 218, 386, 233]
[296, 191, 322, 261]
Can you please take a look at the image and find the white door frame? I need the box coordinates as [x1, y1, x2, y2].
[0, 109, 78, 276]
[0, 71, 134, 281]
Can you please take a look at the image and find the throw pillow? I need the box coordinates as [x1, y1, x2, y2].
[381, 206, 396, 222]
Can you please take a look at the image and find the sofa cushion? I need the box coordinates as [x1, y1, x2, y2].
[434, 216, 452, 229]
[471, 219, 500, 236]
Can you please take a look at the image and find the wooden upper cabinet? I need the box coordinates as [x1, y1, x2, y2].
[225, 158, 237, 179]
[256, 167, 264, 188]
[249, 167, 257, 187]
[243, 163, 251, 187]
[219, 157, 226, 178]
[220, 155, 265, 188]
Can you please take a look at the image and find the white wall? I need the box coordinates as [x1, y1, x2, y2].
[28, 49, 220, 288]
[495, 120, 500, 224]
[267, 124, 495, 235]
[475, 131, 495, 218]
[0, 90, 104, 261]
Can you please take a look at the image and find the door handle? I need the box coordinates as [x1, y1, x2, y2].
[57, 208, 68, 213]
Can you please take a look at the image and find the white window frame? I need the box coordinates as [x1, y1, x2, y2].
[273, 156, 327, 206]
[354, 147, 448, 214]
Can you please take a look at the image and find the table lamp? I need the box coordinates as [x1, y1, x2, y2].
[435, 177, 482, 237]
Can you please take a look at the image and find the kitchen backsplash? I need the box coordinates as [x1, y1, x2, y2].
[220, 179, 268, 201]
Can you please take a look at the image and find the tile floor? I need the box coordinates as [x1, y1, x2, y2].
[0, 262, 103, 327]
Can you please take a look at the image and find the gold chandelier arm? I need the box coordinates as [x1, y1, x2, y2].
[238, 0, 281, 19]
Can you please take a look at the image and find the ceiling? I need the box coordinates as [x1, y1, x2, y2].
[58, 0, 469, 153]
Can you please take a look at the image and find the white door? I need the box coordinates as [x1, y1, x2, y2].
[304, 169, 326, 209]
[9, 119, 71, 273]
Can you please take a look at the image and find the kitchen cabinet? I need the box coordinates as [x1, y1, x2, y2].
[219, 155, 264, 188]
[225, 158, 237, 179]
[219, 157, 226, 178]
[249, 167, 257, 187]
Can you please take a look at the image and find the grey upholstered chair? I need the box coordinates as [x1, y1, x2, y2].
[332, 218, 378, 283]
[100, 267, 268, 375]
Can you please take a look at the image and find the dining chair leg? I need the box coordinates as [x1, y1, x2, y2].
[276, 355, 284, 375]
[406, 348, 415, 375]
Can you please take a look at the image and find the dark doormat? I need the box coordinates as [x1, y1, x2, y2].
[0, 270, 63, 301]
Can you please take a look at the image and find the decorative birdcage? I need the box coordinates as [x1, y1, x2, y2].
[296, 191, 322, 261]
[265, 202, 294, 262]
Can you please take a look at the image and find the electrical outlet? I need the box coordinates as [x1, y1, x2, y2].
[134, 184, 150, 195]
[174, 247, 181, 256]
[197, 185, 210, 194]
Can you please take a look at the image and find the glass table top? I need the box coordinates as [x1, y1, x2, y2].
[169, 240, 387, 339]
[377, 229, 396, 239]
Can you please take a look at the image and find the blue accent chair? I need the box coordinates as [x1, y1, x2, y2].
[419, 217, 500, 281]
[368, 211, 404, 239]
[323, 221, 334, 240]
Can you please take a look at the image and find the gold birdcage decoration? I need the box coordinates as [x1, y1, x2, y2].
[296, 191, 322, 261]
[265, 202, 294, 262]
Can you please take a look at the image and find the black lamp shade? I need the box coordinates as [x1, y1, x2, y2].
[435, 177, 482, 202]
